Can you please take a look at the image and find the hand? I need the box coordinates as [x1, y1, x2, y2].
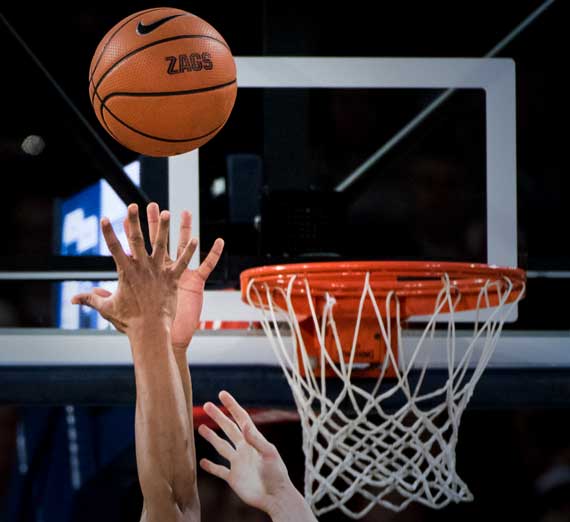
[198, 391, 299, 517]
[145, 203, 224, 352]
[71, 204, 196, 336]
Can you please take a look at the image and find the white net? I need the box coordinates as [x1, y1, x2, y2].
[245, 271, 525, 518]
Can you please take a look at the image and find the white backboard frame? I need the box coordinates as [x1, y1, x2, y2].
[168, 57, 518, 322]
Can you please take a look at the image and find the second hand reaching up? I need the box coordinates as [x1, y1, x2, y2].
[199, 391, 318, 522]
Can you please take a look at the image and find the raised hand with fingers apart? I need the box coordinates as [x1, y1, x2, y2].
[198, 391, 317, 522]
[71, 204, 197, 336]
[72, 204, 207, 519]
[145, 202, 224, 352]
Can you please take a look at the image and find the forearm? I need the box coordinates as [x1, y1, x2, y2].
[173, 350, 198, 485]
[267, 486, 317, 522]
[129, 321, 198, 518]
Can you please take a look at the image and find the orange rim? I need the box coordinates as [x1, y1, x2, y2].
[241, 261, 526, 317]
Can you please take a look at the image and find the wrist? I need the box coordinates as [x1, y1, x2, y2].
[265, 482, 309, 520]
[172, 343, 190, 358]
[127, 317, 172, 343]
[172, 339, 191, 354]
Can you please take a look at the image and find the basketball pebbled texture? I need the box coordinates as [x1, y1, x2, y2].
[89, 7, 237, 156]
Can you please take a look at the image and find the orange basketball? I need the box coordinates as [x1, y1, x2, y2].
[89, 8, 237, 157]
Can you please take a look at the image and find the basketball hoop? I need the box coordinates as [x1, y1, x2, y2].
[241, 261, 526, 518]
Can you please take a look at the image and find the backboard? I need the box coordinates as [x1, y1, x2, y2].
[172, 56, 518, 325]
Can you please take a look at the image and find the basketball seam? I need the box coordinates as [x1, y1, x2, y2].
[89, 7, 166, 83]
[91, 91, 122, 144]
[93, 78, 235, 140]
[101, 106, 225, 143]
[99, 84, 235, 143]
[91, 34, 232, 105]
[101, 79, 236, 104]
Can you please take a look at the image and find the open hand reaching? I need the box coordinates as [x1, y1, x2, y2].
[199, 391, 317, 521]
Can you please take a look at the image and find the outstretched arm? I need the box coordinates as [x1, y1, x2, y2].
[73, 205, 200, 522]
[130, 319, 198, 522]
[198, 391, 317, 522]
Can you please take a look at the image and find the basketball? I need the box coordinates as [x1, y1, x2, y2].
[88, 8, 237, 157]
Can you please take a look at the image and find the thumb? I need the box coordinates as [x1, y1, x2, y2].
[93, 287, 113, 298]
[71, 291, 106, 312]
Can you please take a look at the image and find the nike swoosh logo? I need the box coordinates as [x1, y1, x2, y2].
[136, 14, 184, 35]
